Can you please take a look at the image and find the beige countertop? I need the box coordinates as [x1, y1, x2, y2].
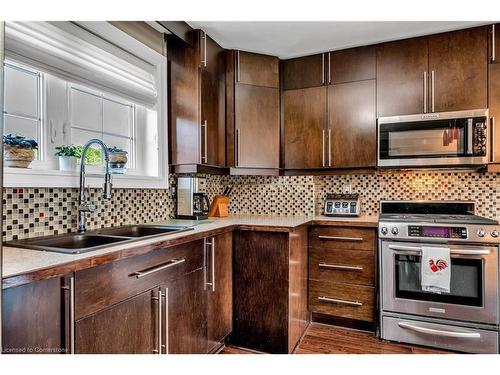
[2, 214, 378, 283]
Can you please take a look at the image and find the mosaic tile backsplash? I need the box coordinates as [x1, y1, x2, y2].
[3, 171, 500, 241]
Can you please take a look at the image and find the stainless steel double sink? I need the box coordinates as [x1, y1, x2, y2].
[6, 225, 194, 254]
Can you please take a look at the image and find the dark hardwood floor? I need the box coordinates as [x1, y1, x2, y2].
[222, 323, 451, 354]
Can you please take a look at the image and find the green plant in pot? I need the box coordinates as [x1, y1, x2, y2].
[108, 146, 128, 174]
[3, 134, 38, 168]
[55, 145, 82, 171]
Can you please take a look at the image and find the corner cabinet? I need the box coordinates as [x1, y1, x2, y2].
[227, 50, 280, 174]
[168, 29, 227, 174]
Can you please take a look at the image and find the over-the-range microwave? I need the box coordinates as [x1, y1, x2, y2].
[377, 109, 489, 168]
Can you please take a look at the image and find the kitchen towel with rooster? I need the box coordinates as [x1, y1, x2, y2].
[421, 246, 451, 294]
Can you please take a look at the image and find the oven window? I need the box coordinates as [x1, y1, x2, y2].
[395, 255, 483, 306]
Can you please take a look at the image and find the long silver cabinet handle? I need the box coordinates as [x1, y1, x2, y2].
[210, 238, 215, 292]
[318, 296, 362, 307]
[131, 259, 186, 279]
[201, 120, 208, 163]
[431, 70, 435, 112]
[62, 275, 76, 354]
[327, 128, 332, 167]
[235, 128, 241, 167]
[200, 31, 207, 67]
[328, 52, 331, 84]
[423, 71, 427, 113]
[152, 289, 162, 354]
[492, 24, 496, 63]
[322, 130, 326, 167]
[388, 244, 491, 256]
[492, 116, 496, 163]
[204, 237, 215, 291]
[236, 50, 241, 82]
[321, 53, 325, 84]
[398, 322, 481, 339]
[319, 263, 363, 271]
[164, 288, 169, 354]
[318, 235, 363, 242]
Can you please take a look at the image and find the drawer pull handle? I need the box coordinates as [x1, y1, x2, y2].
[319, 263, 363, 271]
[131, 258, 186, 279]
[398, 322, 481, 339]
[318, 296, 362, 306]
[318, 235, 364, 242]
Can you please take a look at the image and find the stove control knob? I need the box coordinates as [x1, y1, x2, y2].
[391, 227, 399, 235]
[491, 230, 499, 238]
[477, 229, 486, 238]
[380, 227, 388, 235]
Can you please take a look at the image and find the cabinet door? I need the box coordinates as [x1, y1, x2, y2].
[489, 63, 500, 163]
[236, 51, 279, 88]
[283, 86, 327, 169]
[283, 54, 325, 90]
[329, 80, 377, 168]
[234, 84, 280, 168]
[167, 269, 207, 354]
[75, 289, 157, 354]
[2, 277, 66, 354]
[330, 46, 376, 84]
[492, 24, 500, 63]
[376, 37, 429, 117]
[428, 26, 488, 112]
[207, 231, 233, 352]
[200, 32, 226, 167]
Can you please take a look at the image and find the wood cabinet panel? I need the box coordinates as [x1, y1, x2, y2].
[328, 80, 376, 168]
[76, 289, 156, 354]
[234, 84, 280, 168]
[309, 247, 375, 286]
[283, 86, 327, 169]
[428, 26, 488, 112]
[489, 62, 500, 163]
[167, 269, 207, 354]
[75, 240, 204, 319]
[207, 231, 233, 352]
[236, 51, 279, 88]
[309, 226, 376, 251]
[283, 54, 325, 90]
[309, 280, 375, 322]
[492, 24, 500, 63]
[2, 277, 66, 354]
[376, 37, 429, 116]
[330, 46, 376, 84]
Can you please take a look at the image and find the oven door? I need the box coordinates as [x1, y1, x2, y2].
[378, 111, 488, 167]
[381, 241, 498, 324]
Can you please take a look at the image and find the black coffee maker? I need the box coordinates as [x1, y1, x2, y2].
[193, 192, 210, 219]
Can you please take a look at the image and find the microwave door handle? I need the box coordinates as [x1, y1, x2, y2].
[388, 245, 490, 256]
[467, 119, 473, 154]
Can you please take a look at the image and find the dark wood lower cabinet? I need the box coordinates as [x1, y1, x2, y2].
[75, 289, 157, 354]
[207, 231, 233, 352]
[231, 228, 309, 353]
[2, 277, 69, 354]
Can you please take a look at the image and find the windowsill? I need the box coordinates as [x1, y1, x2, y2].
[4, 166, 168, 189]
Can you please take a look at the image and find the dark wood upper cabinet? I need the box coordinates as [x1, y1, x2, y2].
[428, 26, 488, 113]
[283, 54, 326, 90]
[376, 37, 429, 117]
[491, 24, 499, 63]
[207, 231, 233, 352]
[488, 58, 500, 165]
[330, 46, 376, 84]
[328, 80, 377, 168]
[76, 289, 157, 354]
[236, 50, 279, 88]
[168, 30, 226, 173]
[283, 86, 327, 169]
[2, 277, 68, 354]
[234, 83, 280, 169]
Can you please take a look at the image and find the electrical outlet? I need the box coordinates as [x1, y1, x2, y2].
[342, 184, 352, 194]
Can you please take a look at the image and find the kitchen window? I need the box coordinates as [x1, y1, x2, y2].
[3, 21, 168, 188]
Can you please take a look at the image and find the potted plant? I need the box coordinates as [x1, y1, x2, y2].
[55, 145, 82, 171]
[107, 146, 128, 174]
[3, 134, 38, 168]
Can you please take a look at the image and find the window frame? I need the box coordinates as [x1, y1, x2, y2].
[3, 22, 169, 189]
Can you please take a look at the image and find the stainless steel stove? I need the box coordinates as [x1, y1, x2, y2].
[378, 201, 500, 353]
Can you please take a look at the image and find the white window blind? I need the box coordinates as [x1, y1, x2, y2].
[4, 21, 158, 106]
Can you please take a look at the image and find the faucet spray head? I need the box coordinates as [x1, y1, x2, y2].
[103, 173, 112, 199]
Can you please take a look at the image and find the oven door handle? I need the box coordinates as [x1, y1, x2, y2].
[398, 322, 481, 339]
[388, 245, 491, 256]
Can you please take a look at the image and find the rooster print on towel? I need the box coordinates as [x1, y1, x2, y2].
[428, 259, 448, 273]
[421, 247, 451, 294]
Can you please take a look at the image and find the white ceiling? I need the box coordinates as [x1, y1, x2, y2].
[187, 21, 486, 59]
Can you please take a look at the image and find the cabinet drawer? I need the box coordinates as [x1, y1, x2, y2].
[309, 226, 376, 251]
[309, 247, 375, 286]
[75, 240, 204, 319]
[309, 280, 375, 322]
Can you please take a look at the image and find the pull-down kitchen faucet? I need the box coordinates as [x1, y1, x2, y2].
[78, 139, 113, 233]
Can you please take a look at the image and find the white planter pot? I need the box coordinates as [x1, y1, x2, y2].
[58, 156, 78, 172]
